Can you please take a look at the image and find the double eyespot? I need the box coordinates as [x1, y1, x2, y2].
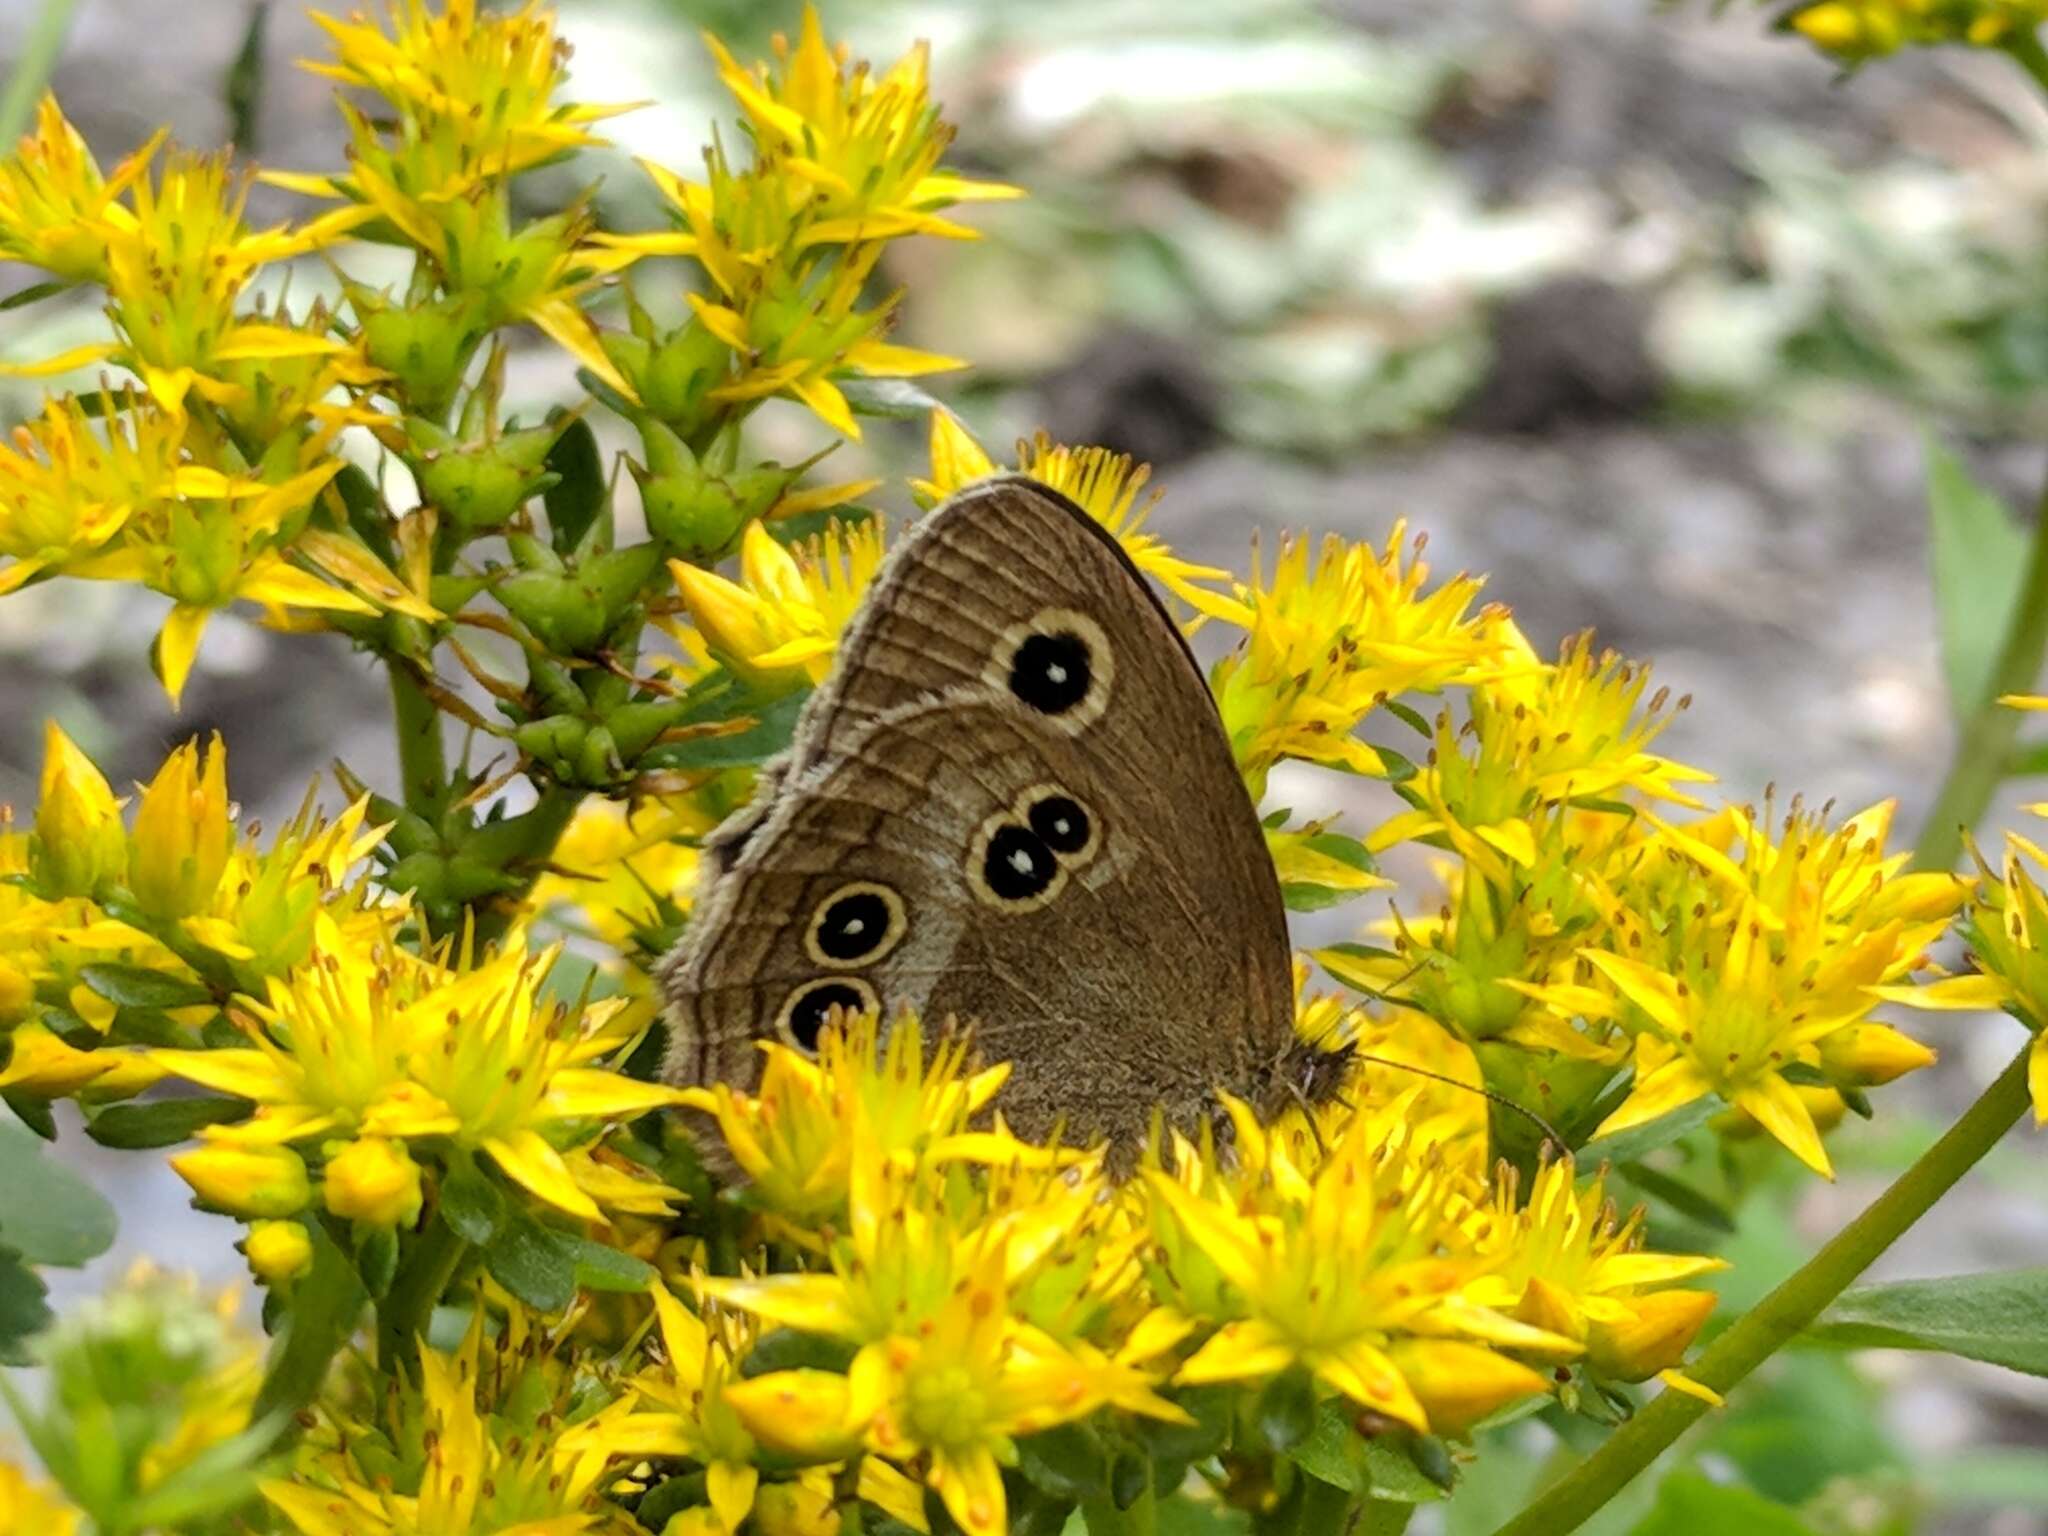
[772, 881, 910, 1054]
[989, 608, 1114, 733]
[970, 785, 1102, 911]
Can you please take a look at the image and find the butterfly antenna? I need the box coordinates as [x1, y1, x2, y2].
[1346, 1049, 1567, 1159]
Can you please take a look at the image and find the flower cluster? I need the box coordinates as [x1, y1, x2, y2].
[1783, 0, 2048, 59]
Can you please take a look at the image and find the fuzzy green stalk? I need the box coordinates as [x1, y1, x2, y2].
[1488, 1039, 2033, 1536]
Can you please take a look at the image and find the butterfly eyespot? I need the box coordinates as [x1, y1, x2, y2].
[989, 608, 1114, 733]
[1026, 790, 1096, 860]
[968, 809, 1068, 911]
[804, 881, 908, 968]
[776, 977, 879, 1053]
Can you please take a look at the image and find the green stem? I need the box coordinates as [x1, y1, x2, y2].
[0, 0, 77, 143]
[375, 1212, 467, 1376]
[1489, 1040, 2034, 1536]
[1912, 466, 2048, 873]
[253, 1226, 367, 1421]
[389, 660, 450, 819]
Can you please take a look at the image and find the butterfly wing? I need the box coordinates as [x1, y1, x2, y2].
[662, 477, 1294, 1148]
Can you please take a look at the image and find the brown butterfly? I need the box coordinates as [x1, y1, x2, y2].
[661, 475, 1345, 1159]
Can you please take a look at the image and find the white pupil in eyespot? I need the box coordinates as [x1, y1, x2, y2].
[1045, 662, 1068, 684]
[1009, 848, 1035, 874]
[843, 916, 863, 934]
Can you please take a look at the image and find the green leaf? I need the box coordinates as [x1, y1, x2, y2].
[1578, 1094, 1727, 1166]
[839, 376, 946, 420]
[84, 1094, 251, 1149]
[1255, 1368, 1318, 1453]
[1017, 1422, 1109, 1502]
[222, 0, 268, 151]
[79, 963, 216, 1010]
[768, 502, 878, 547]
[1614, 1160, 1735, 1234]
[544, 415, 608, 556]
[741, 1328, 858, 1377]
[1804, 1266, 2048, 1376]
[1289, 1400, 1370, 1492]
[1364, 1437, 1451, 1504]
[0, 1117, 115, 1266]
[485, 1213, 578, 1311]
[2009, 738, 2048, 778]
[439, 1157, 506, 1245]
[642, 686, 810, 772]
[1630, 1472, 1818, 1535]
[1925, 436, 2028, 717]
[557, 1232, 658, 1293]
[0, 279, 74, 311]
[0, 1247, 52, 1366]
[1277, 830, 1383, 913]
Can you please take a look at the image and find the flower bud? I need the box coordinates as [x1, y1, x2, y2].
[0, 957, 32, 1027]
[1387, 1339, 1552, 1438]
[724, 1370, 864, 1461]
[347, 282, 489, 421]
[32, 722, 126, 898]
[322, 1137, 424, 1227]
[751, 1479, 842, 1536]
[634, 421, 789, 561]
[411, 419, 565, 533]
[606, 293, 729, 429]
[171, 1142, 312, 1218]
[1818, 1023, 1936, 1087]
[1586, 1290, 1718, 1383]
[130, 735, 232, 920]
[243, 1220, 314, 1286]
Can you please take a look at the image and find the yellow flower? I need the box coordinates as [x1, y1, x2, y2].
[1370, 636, 1712, 882]
[323, 1136, 425, 1226]
[0, 94, 159, 282]
[678, 1010, 1014, 1223]
[531, 795, 713, 961]
[243, 1220, 314, 1285]
[266, 1304, 625, 1536]
[1462, 1160, 1724, 1382]
[561, 1284, 766, 1531]
[129, 733, 233, 920]
[3, 148, 366, 409]
[702, 5, 1020, 246]
[31, 721, 126, 898]
[152, 917, 686, 1221]
[1144, 1102, 1566, 1434]
[170, 1141, 314, 1218]
[0, 1459, 80, 1536]
[1553, 799, 1962, 1176]
[670, 516, 888, 690]
[0, 389, 179, 596]
[913, 414, 1235, 619]
[295, 0, 633, 200]
[1207, 524, 1521, 794]
[852, 1240, 1130, 1536]
[605, 5, 1010, 439]
[1878, 827, 2048, 1123]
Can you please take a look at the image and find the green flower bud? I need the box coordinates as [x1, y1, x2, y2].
[410, 418, 565, 533]
[634, 420, 792, 561]
[346, 282, 489, 421]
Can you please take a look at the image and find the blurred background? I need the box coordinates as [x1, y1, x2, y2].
[3, 0, 2048, 1530]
